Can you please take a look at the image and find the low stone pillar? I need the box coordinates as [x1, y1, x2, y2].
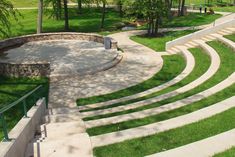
[104, 37, 111, 49]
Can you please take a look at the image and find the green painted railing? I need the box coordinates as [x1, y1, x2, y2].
[0, 85, 47, 142]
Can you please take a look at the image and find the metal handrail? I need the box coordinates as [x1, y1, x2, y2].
[0, 85, 42, 114]
[0, 84, 45, 141]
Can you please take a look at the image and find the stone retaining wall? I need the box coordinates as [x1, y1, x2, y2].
[0, 32, 118, 77]
[0, 62, 50, 77]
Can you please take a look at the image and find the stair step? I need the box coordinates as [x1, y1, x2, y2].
[188, 41, 198, 47]
[225, 27, 235, 32]
[220, 29, 232, 34]
[33, 133, 92, 157]
[201, 37, 212, 42]
[166, 49, 177, 54]
[217, 31, 229, 35]
[39, 121, 86, 140]
[184, 43, 194, 48]
[205, 35, 216, 40]
[44, 113, 83, 123]
[48, 107, 80, 115]
[171, 47, 180, 52]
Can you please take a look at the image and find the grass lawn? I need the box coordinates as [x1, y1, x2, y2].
[130, 30, 196, 52]
[10, 0, 38, 7]
[185, 0, 233, 6]
[3, 8, 129, 39]
[77, 54, 186, 106]
[224, 34, 235, 42]
[82, 47, 210, 113]
[3, 7, 222, 40]
[213, 147, 235, 157]
[212, 6, 235, 12]
[162, 13, 221, 28]
[94, 107, 235, 157]
[85, 41, 235, 119]
[0, 77, 49, 139]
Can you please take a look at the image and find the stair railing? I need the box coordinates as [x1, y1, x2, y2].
[0, 84, 47, 142]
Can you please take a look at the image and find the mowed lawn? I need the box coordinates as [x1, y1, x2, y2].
[130, 30, 196, 51]
[3, 8, 222, 40]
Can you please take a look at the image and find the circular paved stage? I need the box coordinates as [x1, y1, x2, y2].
[0, 40, 121, 77]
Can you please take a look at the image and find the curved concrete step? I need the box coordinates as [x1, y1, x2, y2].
[91, 90, 235, 147]
[80, 41, 220, 118]
[210, 33, 235, 51]
[78, 48, 194, 111]
[50, 52, 124, 83]
[146, 128, 235, 157]
[85, 73, 235, 128]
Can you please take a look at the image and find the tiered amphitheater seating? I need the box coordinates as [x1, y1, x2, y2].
[31, 24, 235, 157]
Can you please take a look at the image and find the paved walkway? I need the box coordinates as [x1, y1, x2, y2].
[80, 40, 220, 117]
[49, 31, 163, 108]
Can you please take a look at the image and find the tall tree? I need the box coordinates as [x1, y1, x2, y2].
[0, 0, 19, 38]
[115, 0, 123, 17]
[180, 0, 185, 16]
[177, 0, 181, 16]
[100, 0, 106, 29]
[124, 0, 167, 36]
[77, 0, 82, 14]
[63, 0, 69, 31]
[37, 0, 43, 33]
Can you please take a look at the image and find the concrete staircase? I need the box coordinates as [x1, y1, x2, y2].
[27, 107, 92, 157]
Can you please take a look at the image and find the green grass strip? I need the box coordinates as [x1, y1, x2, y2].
[81, 47, 210, 112]
[224, 34, 235, 42]
[87, 83, 235, 135]
[213, 147, 235, 157]
[130, 30, 196, 51]
[161, 13, 222, 28]
[77, 54, 186, 106]
[94, 107, 235, 157]
[84, 41, 235, 120]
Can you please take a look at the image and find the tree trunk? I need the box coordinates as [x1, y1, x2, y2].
[165, 0, 172, 20]
[178, 0, 181, 16]
[118, 0, 123, 17]
[155, 15, 160, 35]
[77, 0, 82, 14]
[100, 1, 106, 29]
[180, 0, 185, 16]
[37, 0, 43, 34]
[55, 0, 62, 20]
[63, 0, 69, 31]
